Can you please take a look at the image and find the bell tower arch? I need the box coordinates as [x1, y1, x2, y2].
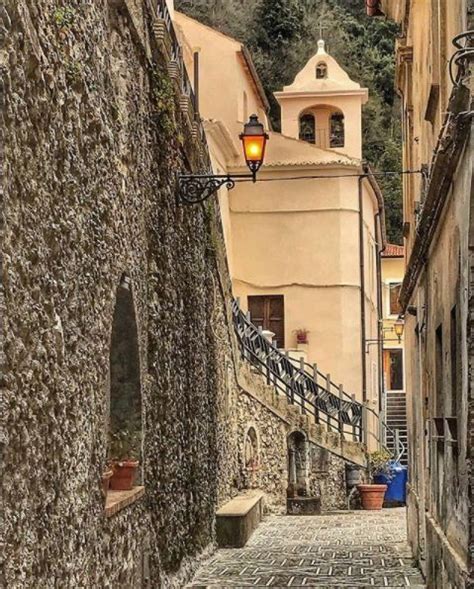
[274, 39, 368, 159]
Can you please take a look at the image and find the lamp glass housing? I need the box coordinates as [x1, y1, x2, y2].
[394, 319, 405, 340]
[240, 114, 268, 180]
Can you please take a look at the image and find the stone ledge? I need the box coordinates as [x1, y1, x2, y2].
[105, 486, 145, 518]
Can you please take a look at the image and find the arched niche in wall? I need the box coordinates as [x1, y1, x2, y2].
[108, 274, 142, 464]
[299, 112, 316, 144]
[330, 111, 345, 148]
[244, 426, 259, 471]
[287, 430, 308, 498]
[316, 61, 328, 79]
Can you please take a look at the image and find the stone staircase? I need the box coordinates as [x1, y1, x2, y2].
[231, 299, 374, 471]
[386, 391, 408, 465]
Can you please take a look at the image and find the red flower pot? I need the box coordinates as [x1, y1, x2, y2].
[110, 461, 139, 491]
[357, 484, 387, 510]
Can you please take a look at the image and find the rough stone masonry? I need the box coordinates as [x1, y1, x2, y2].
[0, 1, 366, 587]
[1, 0, 242, 586]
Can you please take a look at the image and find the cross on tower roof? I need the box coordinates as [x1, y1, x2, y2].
[318, 17, 328, 41]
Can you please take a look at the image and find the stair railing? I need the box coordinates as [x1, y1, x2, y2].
[232, 300, 364, 442]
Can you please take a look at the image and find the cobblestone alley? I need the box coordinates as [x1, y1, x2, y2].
[187, 508, 425, 588]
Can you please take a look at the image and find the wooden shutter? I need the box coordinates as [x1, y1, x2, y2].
[248, 295, 285, 348]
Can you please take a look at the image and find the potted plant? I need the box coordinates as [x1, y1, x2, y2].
[109, 429, 140, 491]
[357, 449, 392, 510]
[294, 328, 309, 345]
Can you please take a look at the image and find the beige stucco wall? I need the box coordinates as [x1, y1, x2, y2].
[230, 169, 380, 404]
[381, 256, 405, 351]
[175, 11, 382, 416]
[175, 12, 268, 140]
[276, 94, 365, 160]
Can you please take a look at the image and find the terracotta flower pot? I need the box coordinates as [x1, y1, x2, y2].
[357, 484, 387, 510]
[110, 461, 139, 491]
[102, 468, 114, 496]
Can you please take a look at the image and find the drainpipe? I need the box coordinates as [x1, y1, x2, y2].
[358, 175, 367, 403]
[375, 210, 386, 444]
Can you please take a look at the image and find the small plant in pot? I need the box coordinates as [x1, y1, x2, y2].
[357, 449, 392, 510]
[294, 328, 309, 345]
[109, 429, 140, 491]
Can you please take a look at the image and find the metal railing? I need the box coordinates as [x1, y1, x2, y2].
[449, 30, 474, 87]
[232, 300, 364, 442]
[155, 0, 210, 157]
[232, 299, 406, 461]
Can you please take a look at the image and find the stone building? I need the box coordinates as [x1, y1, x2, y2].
[1, 1, 378, 586]
[175, 12, 386, 419]
[370, 1, 473, 587]
[1, 0, 242, 586]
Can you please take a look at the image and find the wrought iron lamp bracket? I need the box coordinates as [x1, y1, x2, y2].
[177, 172, 253, 205]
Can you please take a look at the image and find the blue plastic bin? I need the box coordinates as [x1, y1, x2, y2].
[374, 462, 408, 504]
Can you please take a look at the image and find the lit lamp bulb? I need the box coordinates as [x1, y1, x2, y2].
[240, 114, 269, 182]
[394, 318, 405, 343]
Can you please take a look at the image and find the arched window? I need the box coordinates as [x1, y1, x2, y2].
[299, 113, 316, 144]
[330, 112, 345, 147]
[316, 62, 327, 79]
[108, 275, 142, 485]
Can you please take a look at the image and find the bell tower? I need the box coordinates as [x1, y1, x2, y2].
[274, 40, 368, 159]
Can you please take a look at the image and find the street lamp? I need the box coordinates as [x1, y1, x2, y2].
[393, 318, 405, 343]
[177, 114, 269, 205]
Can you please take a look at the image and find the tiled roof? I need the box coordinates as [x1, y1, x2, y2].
[382, 244, 404, 257]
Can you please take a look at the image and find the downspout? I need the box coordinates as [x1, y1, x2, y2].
[364, 165, 387, 443]
[358, 175, 367, 403]
[375, 211, 386, 443]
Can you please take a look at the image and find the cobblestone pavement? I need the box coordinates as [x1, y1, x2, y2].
[187, 508, 425, 588]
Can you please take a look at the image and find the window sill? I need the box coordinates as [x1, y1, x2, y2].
[105, 486, 145, 518]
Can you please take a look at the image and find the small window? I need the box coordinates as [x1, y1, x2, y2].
[299, 113, 315, 144]
[330, 113, 345, 148]
[389, 282, 402, 315]
[316, 62, 327, 79]
[383, 349, 404, 391]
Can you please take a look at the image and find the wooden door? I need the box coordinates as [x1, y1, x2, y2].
[248, 295, 285, 348]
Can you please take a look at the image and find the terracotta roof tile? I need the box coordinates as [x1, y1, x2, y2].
[382, 244, 404, 257]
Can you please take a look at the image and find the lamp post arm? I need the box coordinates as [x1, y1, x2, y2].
[177, 173, 254, 205]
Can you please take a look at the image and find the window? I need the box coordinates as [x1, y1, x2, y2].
[248, 295, 285, 347]
[242, 91, 248, 122]
[108, 276, 142, 483]
[316, 62, 327, 79]
[435, 323, 443, 410]
[299, 113, 315, 144]
[389, 282, 402, 316]
[383, 349, 404, 391]
[330, 112, 344, 148]
[451, 305, 460, 416]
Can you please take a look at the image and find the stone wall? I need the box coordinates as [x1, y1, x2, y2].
[405, 119, 473, 588]
[1, 1, 240, 586]
[1, 2, 368, 587]
[233, 364, 365, 514]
